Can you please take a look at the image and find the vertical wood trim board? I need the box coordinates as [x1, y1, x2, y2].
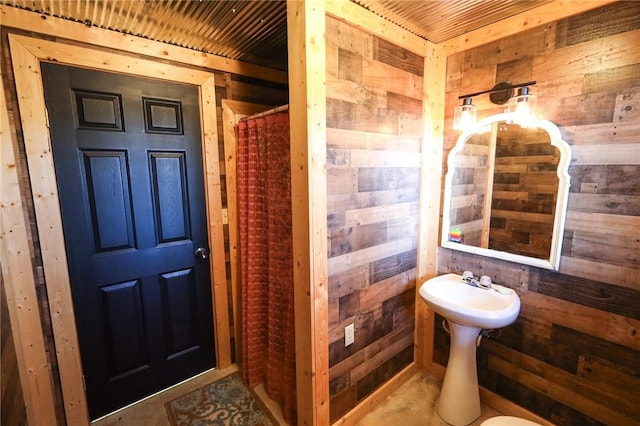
[287, 1, 330, 425]
[0, 61, 59, 426]
[480, 124, 498, 248]
[8, 34, 89, 425]
[200, 75, 232, 370]
[415, 41, 446, 371]
[7, 34, 229, 424]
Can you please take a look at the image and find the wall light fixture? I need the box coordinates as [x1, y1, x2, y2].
[452, 97, 476, 131]
[505, 86, 537, 127]
[453, 81, 537, 131]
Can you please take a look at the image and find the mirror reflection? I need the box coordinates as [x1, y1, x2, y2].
[442, 113, 571, 270]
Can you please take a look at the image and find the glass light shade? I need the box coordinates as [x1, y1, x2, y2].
[506, 87, 537, 127]
[453, 98, 477, 131]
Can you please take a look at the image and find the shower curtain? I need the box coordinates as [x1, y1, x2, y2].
[236, 110, 296, 424]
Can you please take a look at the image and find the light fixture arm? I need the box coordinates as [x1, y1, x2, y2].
[458, 80, 536, 100]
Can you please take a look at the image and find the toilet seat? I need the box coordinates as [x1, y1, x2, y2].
[481, 416, 542, 426]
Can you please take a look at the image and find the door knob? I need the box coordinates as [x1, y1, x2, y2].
[195, 247, 209, 260]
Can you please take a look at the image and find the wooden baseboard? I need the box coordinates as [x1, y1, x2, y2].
[332, 363, 419, 426]
[427, 361, 446, 380]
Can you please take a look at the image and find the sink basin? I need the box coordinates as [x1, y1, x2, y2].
[419, 273, 520, 329]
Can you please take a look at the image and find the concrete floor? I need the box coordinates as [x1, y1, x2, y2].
[357, 372, 502, 426]
[92, 368, 502, 425]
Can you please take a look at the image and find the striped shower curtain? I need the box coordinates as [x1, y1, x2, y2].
[236, 111, 296, 424]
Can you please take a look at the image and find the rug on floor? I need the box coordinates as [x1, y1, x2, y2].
[166, 373, 275, 426]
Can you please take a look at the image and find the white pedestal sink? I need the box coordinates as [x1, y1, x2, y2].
[419, 273, 521, 426]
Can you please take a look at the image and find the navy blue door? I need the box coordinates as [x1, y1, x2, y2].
[42, 63, 215, 419]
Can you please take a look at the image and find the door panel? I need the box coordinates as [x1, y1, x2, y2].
[99, 279, 149, 377]
[150, 152, 190, 242]
[83, 150, 135, 251]
[42, 63, 215, 419]
[160, 268, 199, 356]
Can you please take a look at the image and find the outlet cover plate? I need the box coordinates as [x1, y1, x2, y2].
[345, 323, 355, 346]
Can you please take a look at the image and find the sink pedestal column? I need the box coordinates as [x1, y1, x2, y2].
[438, 321, 482, 426]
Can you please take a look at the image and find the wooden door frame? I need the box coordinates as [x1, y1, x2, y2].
[7, 33, 230, 424]
[1, 63, 59, 426]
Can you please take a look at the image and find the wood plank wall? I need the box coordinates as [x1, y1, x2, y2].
[440, 3, 640, 425]
[448, 131, 492, 245]
[490, 125, 559, 259]
[0, 25, 287, 424]
[325, 16, 425, 422]
[1, 277, 27, 426]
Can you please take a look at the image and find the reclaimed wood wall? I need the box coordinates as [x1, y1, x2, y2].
[447, 131, 492, 246]
[325, 16, 424, 422]
[1, 277, 27, 426]
[491, 125, 559, 259]
[440, 3, 640, 425]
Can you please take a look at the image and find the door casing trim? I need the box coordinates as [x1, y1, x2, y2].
[8, 33, 230, 424]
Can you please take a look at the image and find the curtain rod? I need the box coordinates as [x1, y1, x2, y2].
[240, 104, 289, 121]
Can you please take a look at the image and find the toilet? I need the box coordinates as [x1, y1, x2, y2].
[481, 416, 542, 426]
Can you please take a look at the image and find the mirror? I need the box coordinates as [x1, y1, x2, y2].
[441, 112, 571, 270]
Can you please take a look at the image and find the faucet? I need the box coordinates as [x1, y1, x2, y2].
[462, 271, 492, 290]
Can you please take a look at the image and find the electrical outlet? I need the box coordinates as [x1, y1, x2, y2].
[345, 323, 355, 346]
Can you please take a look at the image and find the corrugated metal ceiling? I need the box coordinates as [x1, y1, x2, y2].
[2, 0, 289, 70]
[353, 0, 552, 43]
[1, 0, 551, 72]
